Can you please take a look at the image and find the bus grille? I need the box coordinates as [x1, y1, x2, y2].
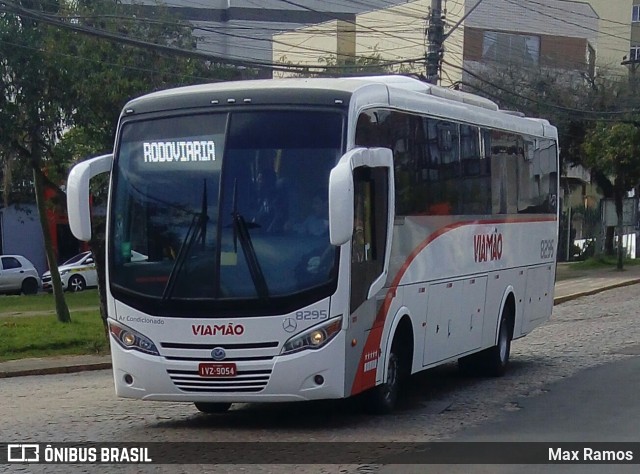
[160, 341, 279, 363]
[167, 369, 271, 392]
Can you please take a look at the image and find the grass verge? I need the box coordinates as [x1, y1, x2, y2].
[0, 290, 108, 362]
[0, 289, 100, 314]
[565, 255, 640, 270]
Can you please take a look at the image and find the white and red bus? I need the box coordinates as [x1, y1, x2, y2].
[67, 76, 559, 414]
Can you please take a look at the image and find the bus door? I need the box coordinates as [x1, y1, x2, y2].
[350, 167, 390, 314]
[329, 147, 394, 394]
[329, 147, 394, 321]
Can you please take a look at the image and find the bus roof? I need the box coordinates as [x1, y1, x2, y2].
[122, 76, 557, 139]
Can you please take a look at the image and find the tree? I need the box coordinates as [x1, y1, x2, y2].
[1, 0, 249, 326]
[1, 0, 76, 322]
[582, 122, 640, 270]
[53, 0, 248, 333]
[278, 47, 414, 78]
[461, 62, 636, 257]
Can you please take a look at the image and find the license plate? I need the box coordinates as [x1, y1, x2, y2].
[198, 363, 237, 378]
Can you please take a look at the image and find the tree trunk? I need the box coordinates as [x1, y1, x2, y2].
[33, 164, 71, 322]
[614, 189, 624, 271]
[604, 226, 615, 255]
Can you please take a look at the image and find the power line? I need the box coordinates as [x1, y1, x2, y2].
[0, 0, 421, 74]
[443, 58, 640, 117]
[0, 37, 222, 83]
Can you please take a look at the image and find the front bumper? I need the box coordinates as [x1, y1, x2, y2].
[110, 333, 347, 403]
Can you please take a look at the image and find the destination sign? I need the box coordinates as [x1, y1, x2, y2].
[143, 140, 216, 164]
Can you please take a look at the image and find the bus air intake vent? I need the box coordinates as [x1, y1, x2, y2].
[167, 368, 271, 392]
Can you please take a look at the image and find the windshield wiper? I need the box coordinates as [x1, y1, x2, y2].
[231, 179, 269, 300]
[162, 180, 208, 300]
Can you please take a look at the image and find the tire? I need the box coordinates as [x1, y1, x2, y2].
[458, 303, 513, 377]
[194, 402, 232, 414]
[67, 275, 86, 292]
[364, 349, 400, 415]
[482, 307, 513, 377]
[21, 278, 39, 295]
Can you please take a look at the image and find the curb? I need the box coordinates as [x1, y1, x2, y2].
[554, 278, 640, 305]
[0, 362, 112, 379]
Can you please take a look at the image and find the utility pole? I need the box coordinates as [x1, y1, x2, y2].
[425, 0, 444, 84]
[621, 56, 640, 95]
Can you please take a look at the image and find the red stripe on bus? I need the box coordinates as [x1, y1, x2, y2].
[350, 215, 556, 396]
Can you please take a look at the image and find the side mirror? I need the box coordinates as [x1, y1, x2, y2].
[328, 160, 354, 246]
[67, 154, 113, 241]
[328, 147, 394, 246]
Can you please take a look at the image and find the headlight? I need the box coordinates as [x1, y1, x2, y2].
[281, 316, 342, 355]
[60, 270, 70, 276]
[108, 320, 160, 356]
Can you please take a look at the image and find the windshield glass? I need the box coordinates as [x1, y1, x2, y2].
[110, 110, 343, 315]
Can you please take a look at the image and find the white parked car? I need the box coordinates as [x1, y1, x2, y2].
[42, 251, 97, 292]
[0, 255, 41, 295]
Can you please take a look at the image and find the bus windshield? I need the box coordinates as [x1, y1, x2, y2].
[110, 110, 344, 315]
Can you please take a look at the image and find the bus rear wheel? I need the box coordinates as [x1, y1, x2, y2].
[194, 402, 232, 414]
[482, 307, 513, 376]
[458, 303, 513, 377]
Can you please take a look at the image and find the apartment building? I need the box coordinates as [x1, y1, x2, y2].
[271, 0, 631, 86]
[131, 0, 407, 72]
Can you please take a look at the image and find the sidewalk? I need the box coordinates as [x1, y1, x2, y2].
[553, 262, 640, 303]
[2, 264, 640, 379]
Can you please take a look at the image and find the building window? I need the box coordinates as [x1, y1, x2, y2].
[482, 31, 540, 66]
[633, 5, 640, 23]
[630, 46, 640, 61]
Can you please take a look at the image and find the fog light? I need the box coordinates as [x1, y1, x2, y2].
[124, 374, 134, 385]
[314, 375, 324, 385]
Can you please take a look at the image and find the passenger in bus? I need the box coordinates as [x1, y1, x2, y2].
[296, 192, 329, 236]
[251, 168, 288, 232]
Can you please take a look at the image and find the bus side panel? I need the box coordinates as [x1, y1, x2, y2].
[422, 276, 486, 366]
[344, 295, 382, 396]
[520, 264, 555, 335]
[402, 283, 429, 373]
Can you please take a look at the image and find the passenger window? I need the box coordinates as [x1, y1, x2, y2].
[1, 257, 21, 270]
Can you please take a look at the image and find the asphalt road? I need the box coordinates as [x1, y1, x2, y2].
[379, 356, 640, 474]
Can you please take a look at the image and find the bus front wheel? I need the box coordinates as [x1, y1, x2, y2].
[194, 402, 232, 414]
[364, 349, 400, 415]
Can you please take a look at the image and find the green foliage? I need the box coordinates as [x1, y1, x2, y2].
[581, 122, 640, 269]
[58, 0, 245, 158]
[1, 0, 250, 322]
[462, 64, 635, 175]
[279, 46, 412, 78]
[583, 122, 640, 191]
[568, 255, 640, 270]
